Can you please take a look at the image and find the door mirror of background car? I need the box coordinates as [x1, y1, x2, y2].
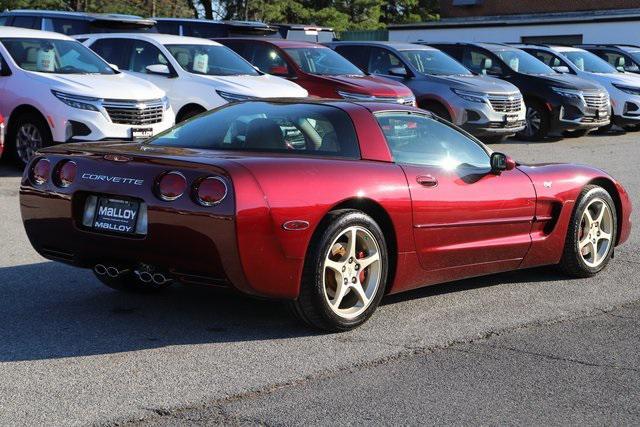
[625, 64, 640, 73]
[388, 67, 408, 77]
[146, 64, 171, 76]
[553, 65, 570, 74]
[490, 152, 516, 173]
[269, 65, 289, 76]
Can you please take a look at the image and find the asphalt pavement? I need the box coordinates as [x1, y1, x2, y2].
[0, 131, 638, 425]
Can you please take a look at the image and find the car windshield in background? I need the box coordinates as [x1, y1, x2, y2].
[495, 49, 555, 75]
[1, 38, 115, 74]
[284, 47, 364, 76]
[564, 50, 618, 74]
[400, 49, 472, 76]
[148, 102, 360, 158]
[165, 44, 259, 76]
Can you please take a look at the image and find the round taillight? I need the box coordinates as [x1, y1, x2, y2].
[31, 158, 51, 185]
[195, 176, 227, 206]
[157, 171, 187, 201]
[56, 160, 77, 187]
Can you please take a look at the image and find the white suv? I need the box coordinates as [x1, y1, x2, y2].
[0, 27, 175, 165]
[78, 33, 309, 122]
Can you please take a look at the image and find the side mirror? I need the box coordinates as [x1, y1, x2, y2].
[269, 65, 289, 76]
[625, 65, 640, 73]
[388, 67, 408, 77]
[109, 63, 119, 72]
[553, 65, 570, 74]
[146, 64, 171, 76]
[490, 152, 516, 173]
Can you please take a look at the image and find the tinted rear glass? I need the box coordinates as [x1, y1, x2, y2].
[148, 102, 360, 159]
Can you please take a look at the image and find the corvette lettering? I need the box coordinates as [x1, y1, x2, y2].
[81, 173, 144, 185]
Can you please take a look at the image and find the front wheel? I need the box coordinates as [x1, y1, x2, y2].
[288, 210, 388, 332]
[558, 185, 617, 277]
[8, 112, 53, 166]
[517, 101, 550, 141]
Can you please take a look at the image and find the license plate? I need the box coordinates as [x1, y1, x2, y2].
[504, 114, 518, 123]
[93, 198, 139, 234]
[131, 128, 153, 140]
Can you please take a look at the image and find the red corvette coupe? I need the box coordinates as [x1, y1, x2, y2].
[20, 100, 631, 331]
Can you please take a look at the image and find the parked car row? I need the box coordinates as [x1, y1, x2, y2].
[2, 9, 640, 167]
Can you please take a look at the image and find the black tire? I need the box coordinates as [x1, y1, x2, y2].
[516, 101, 550, 141]
[288, 210, 389, 332]
[8, 111, 53, 167]
[422, 103, 452, 122]
[94, 270, 168, 293]
[558, 185, 617, 278]
[562, 129, 589, 138]
[176, 106, 206, 123]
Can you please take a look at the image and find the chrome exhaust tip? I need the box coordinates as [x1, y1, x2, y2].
[94, 264, 107, 276]
[152, 273, 171, 286]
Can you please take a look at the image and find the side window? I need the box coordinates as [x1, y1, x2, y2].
[90, 38, 131, 69]
[250, 44, 290, 75]
[603, 51, 632, 70]
[12, 16, 40, 29]
[334, 45, 369, 71]
[369, 47, 406, 75]
[0, 17, 7, 26]
[44, 18, 89, 35]
[529, 50, 560, 67]
[463, 48, 503, 76]
[375, 113, 490, 169]
[129, 40, 171, 74]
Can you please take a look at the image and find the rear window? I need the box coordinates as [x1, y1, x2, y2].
[148, 102, 359, 159]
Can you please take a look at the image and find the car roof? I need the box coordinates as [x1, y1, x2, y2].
[329, 41, 436, 51]
[0, 26, 72, 40]
[79, 32, 220, 46]
[222, 38, 323, 48]
[0, 9, 154, 24]
[514, 43, 584, 53]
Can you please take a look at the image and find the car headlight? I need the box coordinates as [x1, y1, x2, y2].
[216, 90, 254, 102]
[551, 87, 584, 100]
[451, 88, 487, 103]
[612, 83, 640, 95]
[337, 91, 376, 101]
[161, 95, 170, 110]
[52, 90, 100, 111]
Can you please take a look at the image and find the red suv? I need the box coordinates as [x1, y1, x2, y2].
[218, 39, 415, 105]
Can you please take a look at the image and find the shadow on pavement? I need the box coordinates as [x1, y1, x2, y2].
[0, 162, 23, 178]
[0, 260, 566, 362]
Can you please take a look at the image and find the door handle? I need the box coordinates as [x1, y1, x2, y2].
[416, 175, 438, 187]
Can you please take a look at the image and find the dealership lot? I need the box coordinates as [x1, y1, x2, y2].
[0, 132, 638, 425]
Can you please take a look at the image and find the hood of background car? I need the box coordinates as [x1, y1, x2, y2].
[315, 74, 412, 97]
[25, 71, 166, 100]
[431, 74, 521, 94]
[590, 72, 640, 88]
[196, 73, 308, 98]
[527, 73, 604, 91]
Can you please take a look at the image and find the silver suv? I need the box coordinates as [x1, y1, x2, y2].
[326, 41, 526, 142]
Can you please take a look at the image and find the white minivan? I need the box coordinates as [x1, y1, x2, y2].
[0, 27, 175, 165]
[78, 33, 309, 122]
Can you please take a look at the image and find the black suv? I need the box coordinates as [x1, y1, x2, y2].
[431, 42, 610, 140]
[0, 10, 155, 35]
[154, 18, 279, 38]
[578, 44, 640, 74]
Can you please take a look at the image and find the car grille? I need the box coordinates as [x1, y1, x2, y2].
[103, 99, 164, 125]
[488, 93, 523, 113]
[583, 91, 609, 110]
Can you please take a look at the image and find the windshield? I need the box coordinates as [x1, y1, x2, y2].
[165, 44, 259, 76]
[563, 50, 618, 73]
[284, 47, 364, 76]
[1, 38, 114, 74]
[400, 49, 471, 76]
[148, 102, 360, 158]
[495, 49, 555, 75]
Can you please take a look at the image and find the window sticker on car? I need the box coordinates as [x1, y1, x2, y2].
[193, 52, 209, 73]
[37, 48, 55, 72]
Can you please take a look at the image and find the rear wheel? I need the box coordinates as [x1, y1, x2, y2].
[517, 101, 550, 141]
[288, 210, 388, 332]
[558, 185, 617, 277]
[8, 112, 53, 166]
